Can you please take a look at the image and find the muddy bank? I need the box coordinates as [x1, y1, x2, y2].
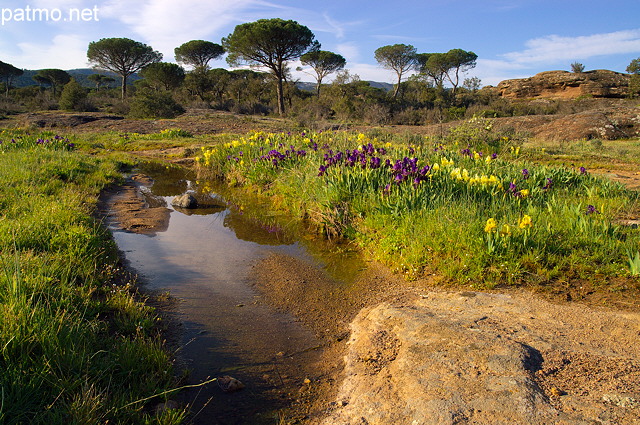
[102, 173, 171, 234]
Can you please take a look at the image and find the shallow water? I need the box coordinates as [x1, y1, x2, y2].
[108, 162, 358, 424]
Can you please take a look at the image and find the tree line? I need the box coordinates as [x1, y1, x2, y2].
[2, 17, 639, 123]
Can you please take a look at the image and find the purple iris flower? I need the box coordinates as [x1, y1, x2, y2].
[579, 166, 587, 175]
[522, 169, 530, 179]
[586, 205, 599, 215]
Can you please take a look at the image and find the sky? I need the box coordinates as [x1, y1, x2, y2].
[1, 0, 640, 86]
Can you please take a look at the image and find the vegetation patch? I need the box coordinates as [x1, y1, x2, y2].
[195, 120, 640, 287]
[0, 129, 184, 424]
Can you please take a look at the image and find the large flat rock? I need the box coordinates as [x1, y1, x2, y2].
[321, 291, 640, 425]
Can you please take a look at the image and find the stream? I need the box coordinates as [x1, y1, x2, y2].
[107, 162, 360, 424]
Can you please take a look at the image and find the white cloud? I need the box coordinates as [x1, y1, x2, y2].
[100, 0, 257, 59]
[9, 34, 91, 69]
[502, 29, 640, 65]
[31, 0, 90, 8]
[335, 42, 361, 62]
[471, 58, 529, 86]
[344, 63, 401, 84]
[322, 13, 346, 39]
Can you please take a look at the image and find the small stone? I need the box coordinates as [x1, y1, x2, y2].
[171, 193, 198, 209]
[550, 387, 564, 397]
[217, 375, 245, 393]
[602, 394, 638, 407]
[153, 400, 180, 415]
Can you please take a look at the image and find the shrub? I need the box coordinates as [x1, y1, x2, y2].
[128, 89, 185, 119]
[59, 79, 93, 112]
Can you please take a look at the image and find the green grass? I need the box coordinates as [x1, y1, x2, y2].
[0, 129, 184, 424]
[195, 125, 640, 288]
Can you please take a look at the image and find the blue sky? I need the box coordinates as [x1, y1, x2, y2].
[1, 0, 640, 86]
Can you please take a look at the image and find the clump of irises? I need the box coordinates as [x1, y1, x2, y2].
[0, 133, 75, 152]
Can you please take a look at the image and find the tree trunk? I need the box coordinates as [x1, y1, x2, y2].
[276, 75, 285, 115]
[121, 75, 128, 99]
[393, 73, 402, 99]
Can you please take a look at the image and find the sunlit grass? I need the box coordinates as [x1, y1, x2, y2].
[0, 130, 184, 424]
[195, 123, 640, 287]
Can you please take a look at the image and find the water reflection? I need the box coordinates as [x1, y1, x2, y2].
[110, 161, 371, 422]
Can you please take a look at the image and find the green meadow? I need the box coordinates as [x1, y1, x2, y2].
[0, 130, 184, 424]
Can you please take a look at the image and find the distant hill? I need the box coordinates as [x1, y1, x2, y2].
[13, 68, 136, 89]
[295, 80, 393, 92]
[12, 67, 394, 93]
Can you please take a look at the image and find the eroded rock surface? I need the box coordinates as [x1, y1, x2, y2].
[322, 291, 640, 425]
[495, 70, 630, 99]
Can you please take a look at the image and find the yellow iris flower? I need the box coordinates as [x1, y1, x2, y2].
[485, 218, 497, 233]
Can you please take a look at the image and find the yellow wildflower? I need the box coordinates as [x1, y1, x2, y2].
[432, 163, 440, 171]
[500, 224, 511, 236]
[519, 215, 532, 229]
[484, 218, 497, 233]
[520, 189, 530, 198]
[441, 157, 454, 167]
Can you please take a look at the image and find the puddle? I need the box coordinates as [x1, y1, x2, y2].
[108, 162, 361, 424]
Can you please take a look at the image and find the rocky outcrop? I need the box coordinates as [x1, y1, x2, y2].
[496, 70, 630, 99]
[321, 292, 640, 425]
[171, 193, 198, 209]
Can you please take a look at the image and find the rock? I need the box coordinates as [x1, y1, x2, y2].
[153, 400, 180, 415]
[217, 375, 245, 393]
[496, 70, 630, 99]
[602, 394, 638, 408]
[130, 173, 154, 186]
[322, 291, 640, 425]
[171, 193, 198, 209]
